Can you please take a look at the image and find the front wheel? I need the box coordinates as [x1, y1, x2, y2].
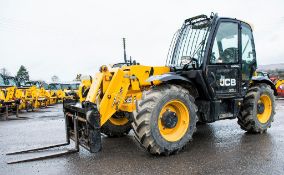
[132, 84, 197, 155]
[238, 83, 275, 133]
[101, 112, 132, 137]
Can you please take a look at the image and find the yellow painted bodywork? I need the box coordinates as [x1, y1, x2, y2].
[78, 79, 92, 102]
[0, 86, 22, 110]
[56, 89, 65, 102]
[47, 90, 59, 104]
[16, 86, 49, 110]
[55, 89, 73, 102]
[63, 89, 75, 100]
[0, 89, 5, 101]
[4, 86, 16, 102]
[257, 94, 272, 124]
[0, 89, 5, 108]
[17, 86, 47, 109]
[0, 82, 65, 113]
[15, 88, 26, 109]
[84, 65, 170, 126]
[275, 79, 284, 90]
[109, 116, 129, 126]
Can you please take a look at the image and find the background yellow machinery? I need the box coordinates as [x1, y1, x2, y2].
[0, 77, 80, 119]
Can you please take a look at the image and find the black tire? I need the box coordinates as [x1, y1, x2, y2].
[101, 112, 132, 137]
[132, 84, 197, 155]
[196, 121, 207, 126]
[238, 83, 275, 133]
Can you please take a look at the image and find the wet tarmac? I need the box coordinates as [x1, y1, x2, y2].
[1, 101, 284, 175]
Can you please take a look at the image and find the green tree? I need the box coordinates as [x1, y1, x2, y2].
[16, 65, 29, 82]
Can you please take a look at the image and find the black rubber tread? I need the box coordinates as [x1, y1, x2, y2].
[101, 112, 133, 137]
[238, 83, 275, 133]
[132, 84, 197, 155]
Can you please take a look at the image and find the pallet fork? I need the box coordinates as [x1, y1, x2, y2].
[6, 101, 102, 164]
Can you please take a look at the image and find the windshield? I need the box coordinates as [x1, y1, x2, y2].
[61, 84, 70, 90]
[25, 82, 32, 86]
[70, 83, 79, 90]
[8, 78, 17, 86]
[49, 84, 61, 90]
[42, 83, 49, 89]
[24, 81, 37, 87]
[34, 82, 40, 88]
[0, 76, 4, 85]
[167, 16, 212, 69]
[24, 82, 34, 87]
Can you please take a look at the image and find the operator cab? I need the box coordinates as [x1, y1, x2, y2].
[61, 83, 71, 91]
[3, 76, 18, 87]
[48, 83, 61, 90]
[24, 81, 49, 89]
[70, 82, 80, 90]
[167, 13, 262, 122]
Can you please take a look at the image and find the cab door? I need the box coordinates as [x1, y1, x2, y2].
[206, 20, 242, 98]
[240, 22, 257, 95]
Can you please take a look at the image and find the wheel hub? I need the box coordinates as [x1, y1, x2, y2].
[161, 110, 178, 129]
[257, 102, 265, 114]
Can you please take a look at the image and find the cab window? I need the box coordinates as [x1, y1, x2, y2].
[241, 24, 256, 80]
[0, 76, 4, 85]
[210, 22, 239, 64]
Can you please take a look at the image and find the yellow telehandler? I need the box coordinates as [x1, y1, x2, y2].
[0, 75, 20, 119]
[22, 81, 50, 109]
[60, 82, 79, 100]
[7, 13, 277, 163]
[48, 83, 70, 102]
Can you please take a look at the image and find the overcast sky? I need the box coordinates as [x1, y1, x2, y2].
[0, 0, 284, 81]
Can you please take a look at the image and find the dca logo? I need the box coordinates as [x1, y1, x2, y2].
[220, 75, 236, 87]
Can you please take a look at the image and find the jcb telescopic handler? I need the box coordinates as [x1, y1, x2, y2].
[7, 13, 276, 163]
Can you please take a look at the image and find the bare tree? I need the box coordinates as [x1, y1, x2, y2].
[0, 67, 11, 76]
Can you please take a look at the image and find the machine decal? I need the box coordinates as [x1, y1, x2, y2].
[220, 75, 236, 87]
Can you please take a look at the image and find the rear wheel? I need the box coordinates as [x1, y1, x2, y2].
[132, 84, 197, 155]
[238, 83, 275, 133]
[101, 112, 132, 137]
